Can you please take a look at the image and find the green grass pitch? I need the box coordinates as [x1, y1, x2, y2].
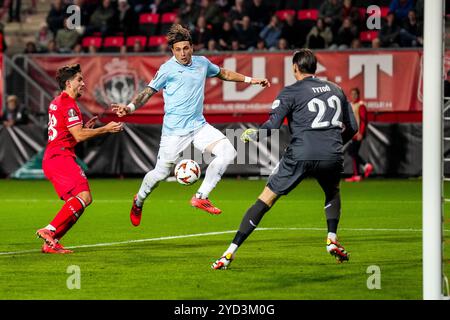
[0, 178, 448, 300]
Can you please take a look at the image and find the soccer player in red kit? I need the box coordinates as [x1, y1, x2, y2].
[36, 64, 123, 254]
[345, 87, 373, 182]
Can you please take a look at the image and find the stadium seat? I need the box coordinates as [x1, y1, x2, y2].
[102, 36, 125, 52]
[380, 6, 390, 17]
[126, 36, 147, 50]
[297, 9, 319, 21]
[160, 12, 177, 35]
[81, 36, 102, 51]
[359, 30, 378, 43]
[297, 9, 318, 33]
[139, 13, 160, 36]
[147, 35, 167, 51]
[275, 9, 296, 21]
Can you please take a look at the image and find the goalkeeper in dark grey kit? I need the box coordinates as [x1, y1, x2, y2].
[212, 49, 358, 269]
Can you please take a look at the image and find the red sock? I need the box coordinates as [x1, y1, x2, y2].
[54, 218, 77, 240]
[50, 197, 85, 230]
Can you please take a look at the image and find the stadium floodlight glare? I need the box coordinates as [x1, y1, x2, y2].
[422, 0, 444, 300]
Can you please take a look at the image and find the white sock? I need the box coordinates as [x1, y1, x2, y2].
[223, 243, 238, 256]
[46, 224, 56, 232]
[328, 232, 337, 242]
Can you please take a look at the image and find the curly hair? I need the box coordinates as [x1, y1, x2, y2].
[56, 64, 81, 90]
[167, 24, 192, 47]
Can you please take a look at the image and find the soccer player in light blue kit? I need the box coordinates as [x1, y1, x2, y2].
[112, 24, 270, 226]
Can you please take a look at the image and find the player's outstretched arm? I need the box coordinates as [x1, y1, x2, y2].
[69, 122, 123, 143]
[111, 87, 157, 117]
[217, 68, 270, 88]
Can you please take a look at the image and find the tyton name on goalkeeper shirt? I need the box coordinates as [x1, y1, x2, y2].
[148, 55, 220, 136]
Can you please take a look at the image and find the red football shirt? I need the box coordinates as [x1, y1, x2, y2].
[44, 92, 83, 159]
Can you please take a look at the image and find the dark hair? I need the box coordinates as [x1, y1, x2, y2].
[351, 87, 360, 97]
[56, 64, 81, 90]
[292, 49, 317, 74]
[167, 24, 192, 47]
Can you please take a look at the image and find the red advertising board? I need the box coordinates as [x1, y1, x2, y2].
[31, 50, 424, 122]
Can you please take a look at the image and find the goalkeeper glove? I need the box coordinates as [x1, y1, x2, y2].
[240, 128, 258, 143]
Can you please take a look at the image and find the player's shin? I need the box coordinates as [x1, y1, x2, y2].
[324, 191, 341, 239]
[137, 165, 170, 206]
[53, 196, 86, 240]
[197, 140, 236, 199]
[229, 199, 271, 250]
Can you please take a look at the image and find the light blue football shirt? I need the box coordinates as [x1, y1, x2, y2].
[148, 55, 221, 136]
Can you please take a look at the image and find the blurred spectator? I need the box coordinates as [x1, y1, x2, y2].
[149, 0, 178, 14]
[389, 0, 414, 23]
[157, 42, 170, 54]
[88, 44, 98, 54]
[117, 0, 138, 37]
[72, 0, 94, 27]
[231, 38, 240, 51]
[192, 15, 213, 51]
[200, 0, 224, 31]
[399, 10, 423, 47]
[72, 43, 83, 54]
[306, 18, 333, 49]
[218, 20, 237, 50]
[330, 17, 358, 50]
[378, 12, 400, 47]
[207, 39, 219, 52]
[46, 39, 58, 53]
[132, 39, 144, 53]
[86, 0, 117, 36]
[35, 22, 53, 52]
[280, 12, 302, 49]
[55, 17, 81, 53]
[256, 37, 267, 51]
[46, 0, 67, 36]
[179, 0, 201, 31]
[8, 0, 21, 22]
[236, 15, 258, 50]
[229, 0, 247, 29]
[2, 95, 28, 127]
[351, 38, 362, 49]
[24, 41, 38, 54]
[246, 0, 271, 31]
[371, 37, 381, 48]
[275, 37, 289, 51]
[319, 0, 343, 33]
[259, 15, 282, 50]
[341, 0, 360, 26]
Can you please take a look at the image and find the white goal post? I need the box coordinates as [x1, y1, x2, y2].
[423, 0, 444, 300]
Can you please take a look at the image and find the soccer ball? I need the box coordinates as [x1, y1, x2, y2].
[174, 159, 201, 186]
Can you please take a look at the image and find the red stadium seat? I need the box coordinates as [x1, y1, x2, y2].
[359, 30, 378, 43]
[147, 35, 167, 51]
[160, 12, 177, 34]
[380, 6, 390, 17]
[126, 36, 147, 48]
[275, 9, 296, 21]
[102, 36, 124, 52]
[81, 36, 102, 49]
[297, 9, 319, 21]
[139, 13, 160, 36]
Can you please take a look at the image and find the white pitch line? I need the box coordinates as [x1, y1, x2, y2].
[0, 199, 423, 204]
[0, 227, 448, 257]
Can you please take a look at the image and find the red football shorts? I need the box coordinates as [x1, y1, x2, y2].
[43, 155, 90, 201]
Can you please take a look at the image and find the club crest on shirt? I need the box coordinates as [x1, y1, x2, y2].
[67, 108, 79, 122]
